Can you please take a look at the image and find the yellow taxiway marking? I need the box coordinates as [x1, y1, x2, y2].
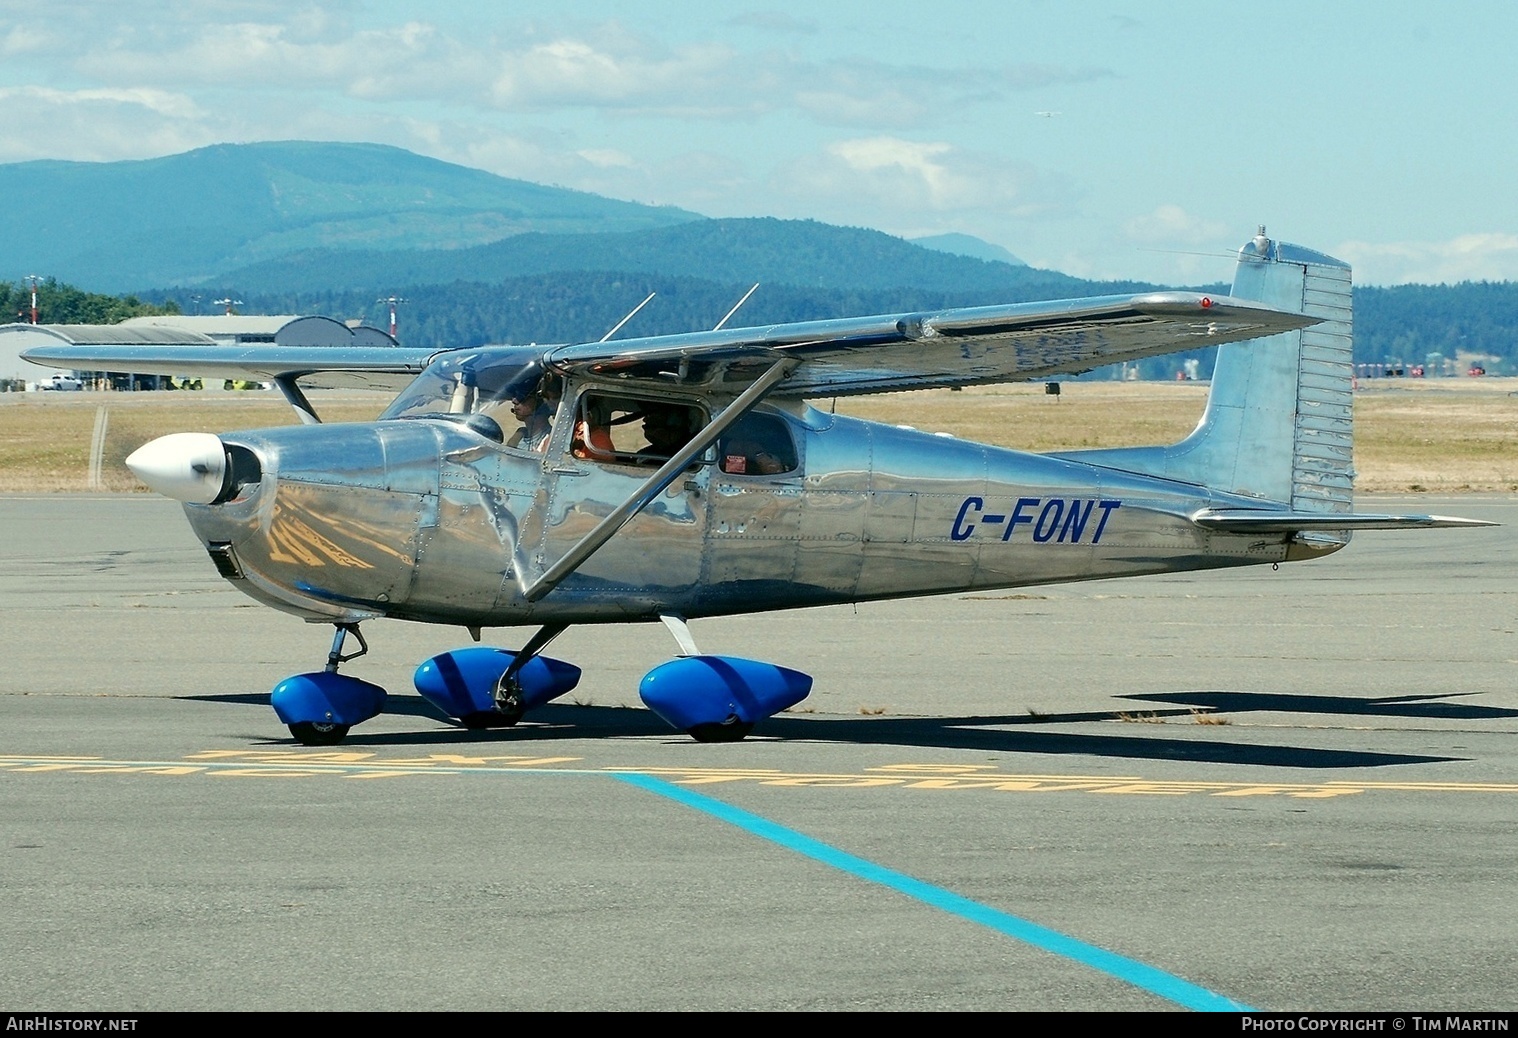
[2, 754, 1517, 799]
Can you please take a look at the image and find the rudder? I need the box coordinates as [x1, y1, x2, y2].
[1059, 228, 1354, 524]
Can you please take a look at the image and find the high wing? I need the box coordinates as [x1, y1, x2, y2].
[10, 291, 1313, 397]
[7, 319, 438, 392]
[547, 291, 1318, 397]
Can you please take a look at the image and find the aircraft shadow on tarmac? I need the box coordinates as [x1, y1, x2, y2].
[185, 692, 1464, 769]
[1119, 689, 1518, 722]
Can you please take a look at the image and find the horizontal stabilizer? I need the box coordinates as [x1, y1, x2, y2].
[1191, 509, 1497, 533]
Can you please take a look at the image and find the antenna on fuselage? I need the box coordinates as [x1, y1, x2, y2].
[712, 284, 759, 331]
[599, 292, 656, 342]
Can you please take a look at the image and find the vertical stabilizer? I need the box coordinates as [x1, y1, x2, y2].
[1059, 229, 1354, 521]
[1197, 229, 1354, 511]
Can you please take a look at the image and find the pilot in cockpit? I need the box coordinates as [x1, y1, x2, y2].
[637, 403, 694, 463]
[506, 389, 554, 451]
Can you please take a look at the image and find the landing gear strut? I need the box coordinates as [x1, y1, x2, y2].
[270, 622, 387, 747]
[285, 624, 367, 744]
[488, 623, 570, 725]
[413, 626, 582, 730]
[637, 614, 811, 741]
[325, 622, 368, 672]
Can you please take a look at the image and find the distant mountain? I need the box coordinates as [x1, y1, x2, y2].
[911, 233, 1026, 266]
[218, 217, 1116, 298]
[3, 141, 701, 292]
[15, 141, 1516, 377]
[10, 140, 1140, 303]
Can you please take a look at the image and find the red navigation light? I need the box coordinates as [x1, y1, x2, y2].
[1200, 296, 1213, 309]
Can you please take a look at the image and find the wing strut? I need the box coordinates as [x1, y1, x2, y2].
[659, 614, 702, 656]
[274, 375, 322, 425]
[500, 622, 570, 686]
[713, 284, 759, 331]
[600, 292, 656, 342]
[523, 357, 795, 603]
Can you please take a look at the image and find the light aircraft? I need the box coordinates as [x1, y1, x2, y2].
[15, 229, 1492, 745]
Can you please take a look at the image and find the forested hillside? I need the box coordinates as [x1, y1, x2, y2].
[216, 217, 1125, 299]
[1, 142, 699, 292]
[177, 271, 1168, 350]
[10, 141, 1515, 377]
[1355, 282, 1518, 372]
[1, 279, 177, 325]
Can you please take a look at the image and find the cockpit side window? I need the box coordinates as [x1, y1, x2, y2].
[571, 392, 707, 467]
[380, 349, 561, 451]
[716, 412, 798, 476]
[380, 349, 544, 420]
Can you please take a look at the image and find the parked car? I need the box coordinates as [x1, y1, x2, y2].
[38, 373, 83, 391]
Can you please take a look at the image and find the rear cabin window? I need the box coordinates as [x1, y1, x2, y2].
[572, 394, 706, 467]
[716, 413, 798, 476]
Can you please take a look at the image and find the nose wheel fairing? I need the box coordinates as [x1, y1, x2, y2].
[271, 672, 387, 745]
[271, 623, 387, 745]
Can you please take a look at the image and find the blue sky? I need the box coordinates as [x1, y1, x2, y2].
[1, 1, 1513, 286]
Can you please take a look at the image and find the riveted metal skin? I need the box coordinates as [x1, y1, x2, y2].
[182, 396, 1309, 630]
[155, 235, 1483, 640]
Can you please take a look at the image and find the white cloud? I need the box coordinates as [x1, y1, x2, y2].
[0, 85, 190, 116]
[1, 24, 47, 55]
[575, 148, 637, 169]
[23, 11, 1109, 131]
[0, 87, 208, 161]
[1122, 204, 1228, 247]
[827, 138, 959, 203]
[76, 19, 491, 102]
[778, 136, 1069, 221]
[1335, 234, 1518, 286]
[483, 30, 1017, 127]
[791, 65, 953, 128]
[490, 34, 744, 115]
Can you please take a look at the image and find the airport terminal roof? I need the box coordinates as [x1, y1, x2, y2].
[119, 315, 301, 336]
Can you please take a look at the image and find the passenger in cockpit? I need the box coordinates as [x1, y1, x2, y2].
[506, 389, 553, 451]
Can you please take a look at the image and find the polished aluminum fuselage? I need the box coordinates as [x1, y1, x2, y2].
[183, 390, 1311, 629]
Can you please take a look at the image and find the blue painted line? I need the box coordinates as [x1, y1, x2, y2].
[614, 771, 1253, 1013]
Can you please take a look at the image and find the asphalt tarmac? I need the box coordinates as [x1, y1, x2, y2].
[1, 492, 1515, 1012]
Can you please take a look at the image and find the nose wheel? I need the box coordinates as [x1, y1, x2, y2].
[271, 623, 387, 746]
[288, 720, 352, 746]
[688, 720, 754, 743]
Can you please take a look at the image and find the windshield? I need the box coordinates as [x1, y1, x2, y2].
[380, 348, 549, 422]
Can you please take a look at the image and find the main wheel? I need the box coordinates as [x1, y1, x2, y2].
[288, 721, 351, 746]
[460, 708, 523, 730]
[687, 719, 754, 743]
